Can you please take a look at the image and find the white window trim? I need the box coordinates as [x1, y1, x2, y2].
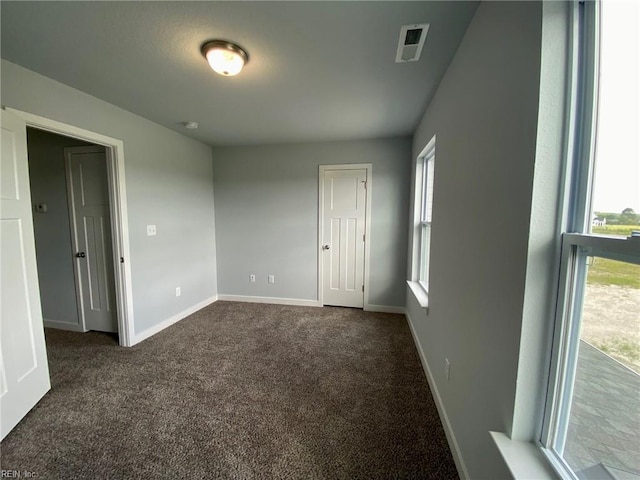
[408, 135, 436, 309]
[537, 1, 599, 477]
[419, 147, 435, 291]
[542, 235, 640, 479]
[489, 2, 612, 478]
[539, 0, 599, 461]
[539, 1, 640, 478]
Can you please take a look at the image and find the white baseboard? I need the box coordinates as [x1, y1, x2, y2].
[130, 296, 218, 346]
[405, 309, 469, 480]
[364, 304, 406, 314]
[217, 294, 321, 308]
[43, 318, 86, 333]
[217, 295, 404, 312]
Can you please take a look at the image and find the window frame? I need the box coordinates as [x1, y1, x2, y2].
[417, 137, 436, 293]
[539, 1, 640, 478]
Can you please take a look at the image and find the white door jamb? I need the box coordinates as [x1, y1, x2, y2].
[7, 108, 135, 346]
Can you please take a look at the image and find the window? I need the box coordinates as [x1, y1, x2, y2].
[418, 137, 435, 292]
[542, 2, 640, 479]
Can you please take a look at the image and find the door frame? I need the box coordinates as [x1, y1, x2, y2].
[318, 164, 372, 308]
[7, 107, 135, 347]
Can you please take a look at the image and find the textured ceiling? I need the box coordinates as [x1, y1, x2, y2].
[1, 1, 478, 146]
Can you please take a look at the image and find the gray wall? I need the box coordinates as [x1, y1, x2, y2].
[213, 138, 411, 307]
[406, 2, 542, 479]
[512, 0, 572, 443]
[1, 60, 217, 335]
[27, 128, 92, 326]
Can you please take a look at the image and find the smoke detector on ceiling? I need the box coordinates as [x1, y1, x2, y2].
[395, 23, 429, 63]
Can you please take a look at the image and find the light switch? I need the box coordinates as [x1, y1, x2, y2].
[146, 225, 157, 236]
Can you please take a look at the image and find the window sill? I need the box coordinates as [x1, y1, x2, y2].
[407, 281, 429, 310]
[490, 432, 561, 480]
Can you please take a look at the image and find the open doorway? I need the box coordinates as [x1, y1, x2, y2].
[7, 107, 135, 347]
[0, 108, 135, 440]
[26, 128, 119, 336]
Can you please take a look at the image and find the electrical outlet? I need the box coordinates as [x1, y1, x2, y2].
[268, 275, 275, 284]
[175, 287, 181, 297]
[249, 274, 256, 283]
[146, 224, 157, 236]
[445, 358, 451, 381]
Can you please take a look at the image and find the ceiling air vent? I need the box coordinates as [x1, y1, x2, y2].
[395, 23, 429, 63]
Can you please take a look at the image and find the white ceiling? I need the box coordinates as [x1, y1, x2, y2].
[1, 1, 478, 146]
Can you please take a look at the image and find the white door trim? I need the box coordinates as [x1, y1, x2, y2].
[318, 163, 372, 308]
[7, 107, 135, 347]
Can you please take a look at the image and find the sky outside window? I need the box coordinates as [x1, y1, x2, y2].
[592, 0, 639, 215]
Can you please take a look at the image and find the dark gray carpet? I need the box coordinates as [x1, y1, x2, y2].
[1, 302, 458, 479]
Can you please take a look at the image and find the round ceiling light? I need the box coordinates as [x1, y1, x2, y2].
[201, 40, 249, 77]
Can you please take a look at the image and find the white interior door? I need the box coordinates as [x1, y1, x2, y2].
[321, 167, 367, 308]
[1, 109, 51, 440]
[65, 147, 117, 333]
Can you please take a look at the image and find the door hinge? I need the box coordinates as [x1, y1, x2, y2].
[363, 234, 365, 242]
[362, 285, 365, 292]
[120, 257, 124, 264]
[362, 180, 367, 189]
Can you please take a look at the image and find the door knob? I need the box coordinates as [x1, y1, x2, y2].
[322, 245, 330, 250]
[76, 252, 86, 258]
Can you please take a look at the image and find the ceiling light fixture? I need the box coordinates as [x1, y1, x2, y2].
[201, 40, 249, 77]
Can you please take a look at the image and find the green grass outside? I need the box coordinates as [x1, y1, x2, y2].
[587, 257, 640, 289]
[586, 225, 640, 289]
[584, 225, 639, 371]
[592, 225, 639, 237]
